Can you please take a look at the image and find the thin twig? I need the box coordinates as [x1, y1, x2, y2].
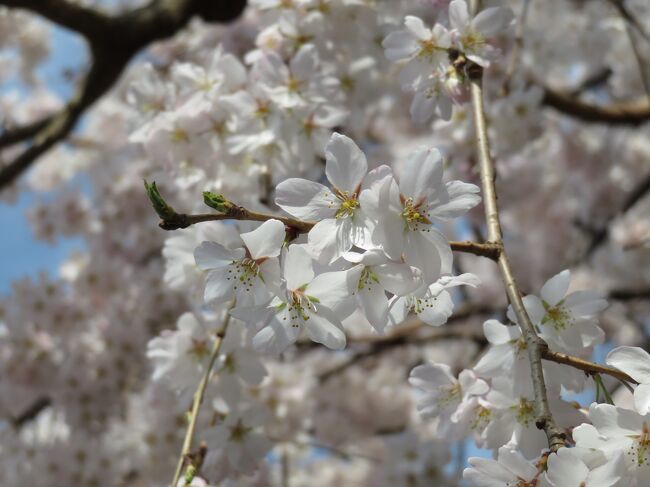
[170, 304, 234, 487]
[157, 206, 502, 260]
[542, 350, 636, 384]
[465, 0, 566, 447]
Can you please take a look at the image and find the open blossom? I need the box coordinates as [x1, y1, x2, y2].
[607, 346, 650, 415]
[275, 132, 374, 264]
[544, 447, 624, 487]
[508, 269, 608, 353]
[146, 312, 215, 395]
[573, 403, 650, 485]
[232, 245, 361, 354]
[389, 273, 481, 327]
[363, 146, 480, 282]
[463, 446, 540, 487]
[448, 0, 514, 67]
[343, 248, 422, 333]
[203, 405, 272, 478]
[194, 219, 285, 306]
[409, 363, 488, 436]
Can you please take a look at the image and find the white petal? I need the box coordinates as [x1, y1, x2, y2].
[449, 0, 470, 31]
[472, 6, 514, 37]
[382, 30, 419, 61]
[358, 282, 389, 333]
[204, 270, 235, 304]
[540, 269, 571, 306]
[308, 268, 360, 317]
[606, 346, 650, 384]
[545, 449, 589, 486]
[194, 241, 244, 270]
[308, 218, 353, 264]
[240, 219, 286, 260]
[429, 181, 481, 220]
[283, 245, 314, 291]
[483, 319, 519, 345]
[404, 16, 431, 41]
[410, 91, 436, 124]
[635, 384, 650, 416]
[325, 132, 367, 193]
[374, 262, 422, 296]
[275, 178, 337, 220]
[418, 290, 454, 327]
[253, 313, 300, 355]
[305, 308, 346, 350]
[409, 362, 455, 390]
[398, 147, 443, 202]
[290, 44, 318, 81]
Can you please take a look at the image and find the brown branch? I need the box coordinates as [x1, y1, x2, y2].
[467, 17, 566, 449]
[542, 88, 650, 125]
[0, 0, 247, 190]
[582, 170, 650, 258]
[542, 349, 636, 384]
[10, 397, 51, 427]
[157, 206, 502, 260]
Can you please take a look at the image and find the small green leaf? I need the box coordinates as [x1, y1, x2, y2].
[144, 180, 176, 220]
[184, 464, 197, 484]
[203, 191, 234, 213]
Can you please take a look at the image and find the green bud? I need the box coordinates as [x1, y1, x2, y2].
[184, 464, 197, 484]
[203, 191, 234, 213]
[144, 180, 176, 220]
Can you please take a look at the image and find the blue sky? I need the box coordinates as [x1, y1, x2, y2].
[0, 25, 87, 293]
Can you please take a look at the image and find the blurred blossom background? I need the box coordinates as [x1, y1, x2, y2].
[1, 0, 650, 486]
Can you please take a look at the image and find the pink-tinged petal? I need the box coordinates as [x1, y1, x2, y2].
[540, 269, 571, 306]
[471, 6, 514, 37]
[398, 147, 444, 201]
[324, 132, 367, 194]
[275, 178, 337, 220]
[606, 346, 650, 384]
[194, 241, 244, 270]
[448, 0, 470, 31]
[240, 219, 286, 260]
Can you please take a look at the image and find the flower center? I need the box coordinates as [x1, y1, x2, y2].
[229, 419, 252, 442]
[358, 267, 380, 291]
[515, 398, 535, 427]
[629, 421, 650, 466]
[333, 188, 360, 219]
[226, 258, 261, 293]
[542, 302, 574, 331]
[400, 196, 432, 231]
[461, 29, 486, 51]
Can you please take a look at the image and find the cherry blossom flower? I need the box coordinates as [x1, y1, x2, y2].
[544, 447, 624, 487]
[463, 446, 539, 487]
[607, 346, 650, 415]
[363, 146, 480, 282]
[275, 132, 374, 264]
[231, 245, 361, 354]
[194, 219, 286, 306]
